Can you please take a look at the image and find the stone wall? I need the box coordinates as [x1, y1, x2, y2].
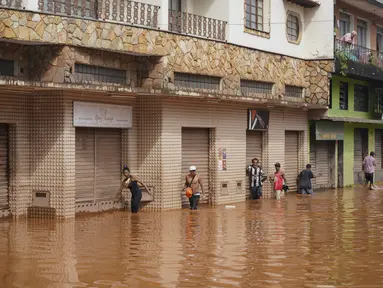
[0, 9, 334, 105]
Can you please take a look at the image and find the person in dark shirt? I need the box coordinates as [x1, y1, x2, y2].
[297, 164, 317, 195]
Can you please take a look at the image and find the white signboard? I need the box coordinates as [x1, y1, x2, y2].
[73, 101, 132, 128]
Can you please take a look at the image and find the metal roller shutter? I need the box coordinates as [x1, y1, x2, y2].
[182, 128, 209, 206]
[375, 130, 382, 169]
[246, 131, 262, 198]
[285, 131, 299, 192]
[354, 128, 368, 184]
[75, 128, 121, 203]
[75, 128, 95, 203]
[309, 139, 316, 187]
[0, 124, 9, 209]
[95, 129, 122, 201]
[315, 141, 331, 188]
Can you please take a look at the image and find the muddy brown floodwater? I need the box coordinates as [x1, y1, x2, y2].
[0, 188, 383, 288]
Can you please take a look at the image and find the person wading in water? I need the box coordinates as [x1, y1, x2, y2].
[269, 162, 287, 200]
[116, 165, 151, 213]
[183, 166, 204, 210]
[247, 158, 267, 200]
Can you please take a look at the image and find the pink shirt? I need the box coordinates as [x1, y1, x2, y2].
[363, 156, 376, 174]
[340, 33, 355, 45]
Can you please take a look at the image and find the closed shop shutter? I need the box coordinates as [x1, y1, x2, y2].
[315, 141, 331, 188]
[375, 130, 382, 169]
[75, 128, 95, 203]
[309, 139, 316, 187]
[285, 131, 299, 191]
[354, 129, 363, 173]
[0, 124, 8, 209]
[246, 131, 262, 197]
[95, 129, 122, 201]
[75, 128, 121, 203]
[354, 128, 368, 184]
[182, 128, 209, 206]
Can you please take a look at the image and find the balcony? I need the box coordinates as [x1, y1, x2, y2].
[334, 39, 383, 81]
[168, 10, 226, 41]
[1, 0, 160, 29]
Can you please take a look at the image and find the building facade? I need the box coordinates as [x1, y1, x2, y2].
[0, 0, 334, 218]
[310, 0, 383, 188]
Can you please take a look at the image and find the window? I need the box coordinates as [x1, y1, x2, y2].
[0, 59, 14, 77]
[74, 64, 127, 85]
[174, 72, 221, 90]
[339, 12, 351, 37]
[285, 85, 303, 98]
[286, 13, 300, 43]
[240, 80, 273, 95]
[357, 19, 368, 47]
[377, 26, 383, 56]
[245, 0, 263, 31]
[354, 84, 369, 112]
[339, 82, 348, 110]
[169, 0, 181, 11]
[329, 79, 332, 109]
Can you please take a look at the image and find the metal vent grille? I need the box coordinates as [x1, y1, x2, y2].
[240, 80, 273, 95]
[174, 72, 221, 90]
[285, 85, 303, 98]
[74, 63, 127, 85]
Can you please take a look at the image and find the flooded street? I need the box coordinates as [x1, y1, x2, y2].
[0, 188, 383, 288]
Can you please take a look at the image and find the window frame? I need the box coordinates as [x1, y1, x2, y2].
[339, 12, 351, 38]
[285, 85, 303, 98]
[174, 72, 222, 91]
[286, 11, 302, 45]
[240, 79, 273, 95]
[354, 84, 369, 112]
[357, 18, 369, 48]
[244, 0, 264, 32]
[339, 81, 349, 110]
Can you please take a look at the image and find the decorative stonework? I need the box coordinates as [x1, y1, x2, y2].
[0, 9, 334, 105]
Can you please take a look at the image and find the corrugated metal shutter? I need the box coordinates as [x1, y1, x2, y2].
[75, 128, 95, 203]
[375, 129, 382, 169]
[315, 141, 330, 188]
[309, 138, 316, 187]
[0, 124, 9, 209]
[354, 128, 368, 184]
[75, 128, 121, 203]
[246, 131, 262, 198]
[285, 131, 299, 191]
[95, 129, 121, 201]
[338, 141, 344, 187]
[182, 128, 209, 206]
[354, 129, 363, 173]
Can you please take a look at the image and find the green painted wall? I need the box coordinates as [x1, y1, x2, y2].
[330, 76, 374, 119]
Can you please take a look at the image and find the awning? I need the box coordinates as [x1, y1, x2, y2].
[286, 0, 320, 8]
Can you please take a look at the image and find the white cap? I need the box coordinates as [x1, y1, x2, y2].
[189, 166, 197, 171]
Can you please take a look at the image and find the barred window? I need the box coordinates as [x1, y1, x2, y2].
[0, 59, 14, 77]
[174, 72, 221, 90]
[74, 64, 127, 85]
[285, 85, 303, 98]
[339, 81, 348, 110]
[286, 13, 300, 43]
[245, 0, 263, 31]
[240, 80, 273, 95]
[354, 84, 369, 112]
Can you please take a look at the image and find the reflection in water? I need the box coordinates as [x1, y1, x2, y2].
[0, 188, 383, 288]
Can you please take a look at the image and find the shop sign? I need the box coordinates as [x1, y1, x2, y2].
[316, 121, 344, 140]
[248, 109, 269, 131]
[73, 101, 132, 128]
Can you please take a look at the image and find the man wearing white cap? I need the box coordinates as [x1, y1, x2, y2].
[184, 165, 204, 210]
